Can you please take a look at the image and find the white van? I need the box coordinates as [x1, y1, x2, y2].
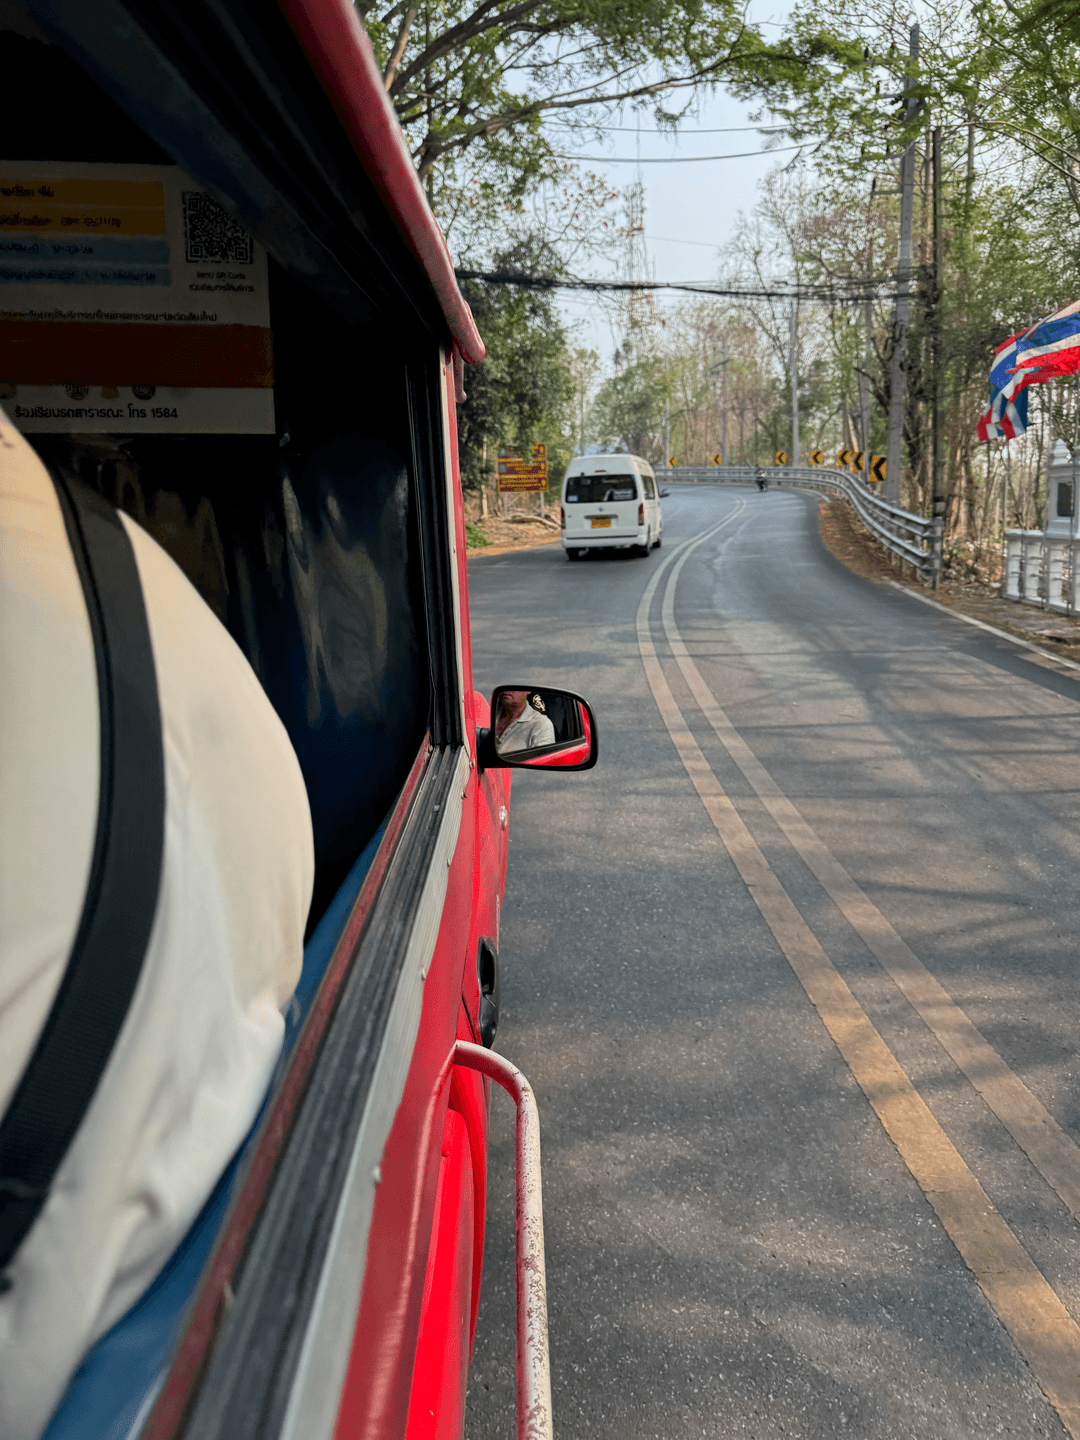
[560, 454, 664, 559]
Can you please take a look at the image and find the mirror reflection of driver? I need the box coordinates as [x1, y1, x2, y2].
[494, 691, 556, 754]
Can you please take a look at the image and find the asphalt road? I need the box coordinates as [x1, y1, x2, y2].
[463, 483, 1080, 1440]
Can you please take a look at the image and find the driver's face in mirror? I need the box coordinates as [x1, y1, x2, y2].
[486, 686, 596, 769]
[494, 689, 557, 756]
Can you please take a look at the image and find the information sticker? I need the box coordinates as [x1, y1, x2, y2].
[0, 161, 274, 433]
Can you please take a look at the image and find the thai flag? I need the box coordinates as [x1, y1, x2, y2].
[976, 328, 1036, 441]
[976, 382, 1028, 442]
[976, 388, 1027, 442]
[1012, 299, 1080, 378]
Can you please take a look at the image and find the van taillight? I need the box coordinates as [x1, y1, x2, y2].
[638, 502, 645, 526]
[560, 507, 565, 529]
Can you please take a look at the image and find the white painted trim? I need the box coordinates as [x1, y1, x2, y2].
[278, 746, 470, 1440]
[439, 348, 470, 754]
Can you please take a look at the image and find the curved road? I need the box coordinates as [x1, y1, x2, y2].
[465, 484, 1080, 1440]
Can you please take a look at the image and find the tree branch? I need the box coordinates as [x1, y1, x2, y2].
[383, 4, 418, 90]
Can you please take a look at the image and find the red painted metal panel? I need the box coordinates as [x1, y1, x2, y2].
[448, 1045, 489, 1354]
[333, 771, 478, 1439]
[277, 0, 484, 365]
[518, 705, 593, 769]
[332, 342, 506, 1440]
[403, 1107, 474, 1440]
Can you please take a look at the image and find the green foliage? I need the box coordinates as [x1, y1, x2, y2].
[592, 356, 672, 461]
[359, 0, 860, 206]
[464, 521, 490, 547]
[456, 241, 572, 492]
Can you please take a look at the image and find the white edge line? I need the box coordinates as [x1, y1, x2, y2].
[885, 580, 1080, 676]
[278, 746, 470, 1440]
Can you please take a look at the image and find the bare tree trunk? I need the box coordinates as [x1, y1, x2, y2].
[962, 447, 977, 554]
[843, 400, 859, 462]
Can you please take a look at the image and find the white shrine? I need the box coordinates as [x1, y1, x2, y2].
[1003, 439, 1080, 609]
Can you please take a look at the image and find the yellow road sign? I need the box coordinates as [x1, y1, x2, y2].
[838, 448, 850, 469]
[853, 451, 865, 473]
[810, 449, 823, 466]
[668, 456, 677, 467]
[870, 454, 887, 483]
[497, 442, 548, 492]
[774, 451, 786, 466]
[713, 453, 723, 465]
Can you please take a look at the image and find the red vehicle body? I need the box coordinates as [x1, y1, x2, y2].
[1, 2, 593, 1436]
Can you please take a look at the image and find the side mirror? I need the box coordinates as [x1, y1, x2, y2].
[477, 686, 598, 771]
[659, 488, 670, 497]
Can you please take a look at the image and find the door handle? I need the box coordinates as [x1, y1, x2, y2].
[477, 938, 499, 1048]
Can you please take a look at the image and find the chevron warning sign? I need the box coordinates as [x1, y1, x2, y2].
[713, 453, 723, 465]
[810, 449, 823, 466]
[774, 451, 786, 465]
[668, 456, 677, 467]
[838, 448, 850, 469]
[869, 454, 887, 483]
[853, 451, 865, 473]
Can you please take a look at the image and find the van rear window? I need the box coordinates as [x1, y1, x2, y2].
[566, 476, 638, 503]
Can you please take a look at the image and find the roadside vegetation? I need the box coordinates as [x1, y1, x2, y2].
[361, 0, 1080, 574]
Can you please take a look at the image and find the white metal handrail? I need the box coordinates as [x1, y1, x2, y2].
[1003, 528, 1080, 614]
[454, 1041, 552, 1440]
[665, 466, 934, 578]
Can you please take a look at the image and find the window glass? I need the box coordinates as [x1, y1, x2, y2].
[565, 475, 638, 503]
[641, 472, 656, 498]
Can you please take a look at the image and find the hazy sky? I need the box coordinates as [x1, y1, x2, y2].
[552, 5, 801, 362]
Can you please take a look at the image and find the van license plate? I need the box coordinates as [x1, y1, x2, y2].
[590, 516, 612, 529]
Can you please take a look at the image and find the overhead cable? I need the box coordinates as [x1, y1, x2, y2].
[455, 269, 899, 301]
[555, 143, 806, 163]
[548, 123, 791, 135]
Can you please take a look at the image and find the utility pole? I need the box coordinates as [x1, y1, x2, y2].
[789, 300, 800, 467]
[716, 337, 730, 464]
[861, 292, 873, 468]
[885, 22, 919, 505]
[930, 124, 944, 586]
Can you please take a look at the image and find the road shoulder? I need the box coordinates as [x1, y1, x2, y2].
[816, 495, 1080, 666]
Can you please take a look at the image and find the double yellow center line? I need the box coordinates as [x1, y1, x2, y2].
[638, 508, 1080, 1437]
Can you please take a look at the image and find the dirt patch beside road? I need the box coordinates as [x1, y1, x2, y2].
[817, 496, 899, 584]
[466, 513, 561, 556]
[816, 497, 1080, 666]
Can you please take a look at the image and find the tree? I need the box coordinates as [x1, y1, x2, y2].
[592, 353, 671, 460]
[567, 347, 601, 454]
[358, 0, 854, 204]
[456, 240, 572, 493]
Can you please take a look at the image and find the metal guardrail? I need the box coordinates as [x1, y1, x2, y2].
[665, 465, 939, 580]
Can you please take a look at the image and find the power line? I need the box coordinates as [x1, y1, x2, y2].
[455, 268, 898, 301]
[650, 236, 723, 248]
[556, 143, 806, 163]
[549, 123, 790, 135]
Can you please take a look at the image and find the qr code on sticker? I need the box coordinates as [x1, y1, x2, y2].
[182, 191, 254, 265]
